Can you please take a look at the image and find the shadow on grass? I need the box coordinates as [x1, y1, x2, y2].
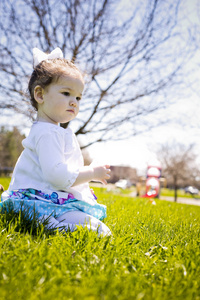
[0, 200, 64, 237]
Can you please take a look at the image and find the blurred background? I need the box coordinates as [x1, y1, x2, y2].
[1, 0, 200, 196]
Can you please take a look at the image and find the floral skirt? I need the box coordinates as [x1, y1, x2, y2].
[0, 189, 107, 221]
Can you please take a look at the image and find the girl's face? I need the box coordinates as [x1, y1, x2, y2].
[35, 73, 84, 125]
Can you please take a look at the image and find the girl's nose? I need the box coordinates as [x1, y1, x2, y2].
[70, 98, 78, 107]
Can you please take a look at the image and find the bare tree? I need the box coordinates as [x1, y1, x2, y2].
[157, 142, 199, 202]
[0, 0, 194, 147]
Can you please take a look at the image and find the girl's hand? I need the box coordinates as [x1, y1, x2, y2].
[72, 164, 111, 187]
[92, 164, 111, 185]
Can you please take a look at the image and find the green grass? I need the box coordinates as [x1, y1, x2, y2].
[0, 177, 10, 191]
[0, 182, 200, 299]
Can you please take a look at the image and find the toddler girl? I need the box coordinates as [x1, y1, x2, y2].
[1, 47, 111, 236]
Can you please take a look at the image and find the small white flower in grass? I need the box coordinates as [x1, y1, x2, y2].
[160, 244, 168, 250]
[2, 273, 9, 281]
[38, 276, 45, 285]
[175, 263, 187, 277]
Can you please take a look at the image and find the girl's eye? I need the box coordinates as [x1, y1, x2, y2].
[63, 92, 70, 96]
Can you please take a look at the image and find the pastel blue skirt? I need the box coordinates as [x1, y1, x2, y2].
[0, 189, 107, 221]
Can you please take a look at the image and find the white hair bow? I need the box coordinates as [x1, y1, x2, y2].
[33, 47, 64, 67]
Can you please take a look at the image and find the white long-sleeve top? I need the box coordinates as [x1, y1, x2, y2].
[9, 122, 96, 205]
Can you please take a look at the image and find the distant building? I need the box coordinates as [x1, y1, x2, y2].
[108, 166, 138, 185]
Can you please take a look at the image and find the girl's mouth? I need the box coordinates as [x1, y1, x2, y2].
[67, 110, 75, 114]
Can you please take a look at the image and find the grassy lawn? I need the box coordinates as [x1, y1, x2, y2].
[0, 177, 10, 191]
[0, 179, 200, 299]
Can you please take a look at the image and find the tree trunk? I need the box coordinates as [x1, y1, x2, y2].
[174, 186, 178, 202]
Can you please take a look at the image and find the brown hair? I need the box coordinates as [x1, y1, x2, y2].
[28, 58, 83, 111]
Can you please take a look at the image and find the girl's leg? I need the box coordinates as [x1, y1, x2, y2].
[38, 215, 67, 230]
[56, 211, 111, 236]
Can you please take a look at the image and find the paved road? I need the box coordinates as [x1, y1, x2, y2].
[159, 196, 200, 206]
[91, 184, 200, 207]
[129, 190, 200, 206]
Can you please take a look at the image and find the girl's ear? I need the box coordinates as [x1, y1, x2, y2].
[34, 85, 44, 104]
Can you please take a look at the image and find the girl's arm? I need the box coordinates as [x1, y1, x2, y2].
[36, 131, 111, 188]
[72, 165, 111, 187]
